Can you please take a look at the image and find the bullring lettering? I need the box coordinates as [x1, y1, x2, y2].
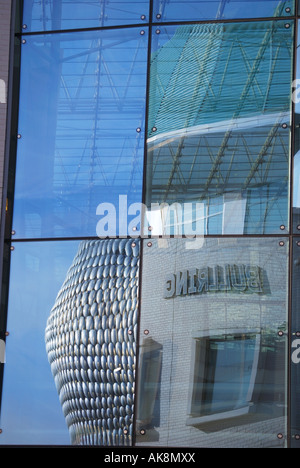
[164, 265, 263, 298]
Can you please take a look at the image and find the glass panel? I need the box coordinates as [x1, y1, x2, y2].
[153, 0, 294, 22]
[145, 21, 293, 236]
[291, 238, 300, 447]
[0, 238, 140, 445]
[22, 0, 150, 32]
[293, 20, 300, 233]
[12, 28, 148, 239]
[136, 237, 288, 448]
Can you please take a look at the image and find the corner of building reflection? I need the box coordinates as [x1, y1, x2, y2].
[45, 236, 287, 448]
[135, 237, 287, 448]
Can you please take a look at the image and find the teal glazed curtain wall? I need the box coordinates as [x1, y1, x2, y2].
[0, 0, 299, 448]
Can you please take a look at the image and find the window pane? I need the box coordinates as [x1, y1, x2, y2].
[0, 238, 140, 445]
[22, 0, 150, 32]
[135, 237, 288, 448]
[145, 21, 293, 235]
[153, 0, 294, 22]
[291, 238, 300, 447]
[293, 20, 300, 233]
[13, 28, 148, 239]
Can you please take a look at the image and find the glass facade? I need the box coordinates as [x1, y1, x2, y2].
[0, 0, 300, 449]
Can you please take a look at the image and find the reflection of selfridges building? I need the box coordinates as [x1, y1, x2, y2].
[45, 236, 288, 447]
[45, 239, 140, 446]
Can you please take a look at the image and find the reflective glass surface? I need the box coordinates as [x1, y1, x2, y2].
[22, 0, 150, 32]
[0, 241, 80, 444]
[13, 28, 148, 239]
[0, 238, 140, 445]
[153, 0, 294, 22]
[291, 238, 300, 447]
[136, 237, 289, 448]
[146, 21, 293, 235]
[293, 20, 300, 233]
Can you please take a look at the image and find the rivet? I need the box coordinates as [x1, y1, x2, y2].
[156, 14, 161, 19]
[152, 127, 157, 132]
[285, 7, 291, 13]
[156, 29, 161, 34]
[140, 429, 146, 435]
[280, 225, 285, 230]
[295, 434, 300, 440]
[123, 429, 128, 435]
[17, 134, 21, 139]
[10, 246, 14, 251]
[277, 433, 284, 440]
[128, 330, 133, 335]
[285, 23, 291, 28]
[147, 242, 152, 247]
[11, 230, 15, 235]
[22, 39, 26, 44]
[0, 429, 2, 434]
[296, 331, 300, 337]
[279, 241, 284, 246]
[278, 331, 284, 337]
[132, 242, 136, 247]
[141, 15, 146, 20]
[136, 127, 141, 133]
[298, 225, 300, 230]
[22, 24, 27, 29]
[144, 330, 149, 335]
[148, 226, 153, 231]
[282, 123, 288, 129]
[297, 241, 300, 247]
[140, 30, 145, 35]
[132, 226, 137, 231]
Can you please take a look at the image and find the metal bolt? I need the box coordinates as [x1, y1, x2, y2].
[285, 7, 291, 13]
[285, 23, 291, 28]
[282, 123, 288, 129]
[141, 15, 146, 20]
[156, 29, 161, 34]
[11, 230, 15, 235]
[277, 433, 284, 440]
[278, 331, 284, 337]
[156, 14, 161, 19]
[136, 127, 141, 133]
[279, 241, 285, 246]
[280, 225, 285, 230]
[10, 246, 14, 251]
[147, 242, 152, 247]
[140, 30, 145, 35]
[17, 134, 21, 139]
[140, 429, 146, 435]
[22, 39, 26, 44]
[22, 24, 27, 29]
[144, 330, 149, 335]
